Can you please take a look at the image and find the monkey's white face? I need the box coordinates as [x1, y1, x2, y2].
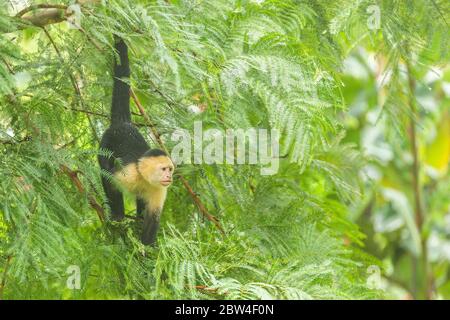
[138, 156, 174, 188]
[158, 162, 174, 187]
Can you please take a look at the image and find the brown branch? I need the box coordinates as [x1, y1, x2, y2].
[130, 88, 225, 235]
[406, 61, 432, 300]
[60, 165, 105, 223]
[180, 176, 225, 235]
[192, 285, 220, 293]
[189, 284, 229, 296]
[130, 88, 164, 147]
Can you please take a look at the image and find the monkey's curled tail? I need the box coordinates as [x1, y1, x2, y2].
[111, 37, 131, 125]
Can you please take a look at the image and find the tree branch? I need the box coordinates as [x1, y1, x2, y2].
[406, 60, 432, 300]
[0, 57, 14, 74]
[60, 165, 105, 223]
[18, 8, 67, 28]
[180, 176, 225, 235]
[7, 1, 98, 31]
[15, 4, 68, 18]
[129, 88, 163, 146]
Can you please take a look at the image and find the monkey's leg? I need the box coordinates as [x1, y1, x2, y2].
[141, 211, 160, 246]
[99, 155, 125, 221]
[101, 177, 125, 221]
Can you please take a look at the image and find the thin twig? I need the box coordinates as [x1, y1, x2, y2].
[0, 57, 14, 74]
[78, 27, 103, 51]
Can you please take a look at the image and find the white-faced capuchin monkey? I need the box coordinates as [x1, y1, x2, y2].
[98, 36, 174, 246]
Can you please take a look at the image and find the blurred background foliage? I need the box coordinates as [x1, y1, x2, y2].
[0, 0, 448, 299]
[330, 0, 450, 299]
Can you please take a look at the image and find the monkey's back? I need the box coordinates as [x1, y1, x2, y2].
[99, 123, 149, 169]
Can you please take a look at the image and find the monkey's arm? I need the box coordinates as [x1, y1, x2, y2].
[140, 188, 167, 246]
[141, 210, 160, 245]
[136, 198, 146, 217]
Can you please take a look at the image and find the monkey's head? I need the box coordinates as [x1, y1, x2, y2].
[138, 149, 174, 188]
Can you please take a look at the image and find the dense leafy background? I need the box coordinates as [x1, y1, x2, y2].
[0, 0, 448, 299]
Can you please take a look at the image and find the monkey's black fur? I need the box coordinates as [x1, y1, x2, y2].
[98, 37, 165, 226]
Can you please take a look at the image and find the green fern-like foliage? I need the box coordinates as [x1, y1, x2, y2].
[0, 0, 384, 299]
